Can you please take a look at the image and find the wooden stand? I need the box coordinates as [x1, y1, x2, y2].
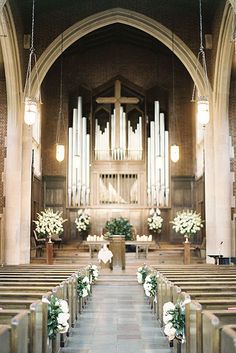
[109, 236, 125, 270]
[46, 242, 53, 265]
[184, 241, 191, 265]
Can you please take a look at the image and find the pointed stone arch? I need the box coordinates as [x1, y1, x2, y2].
[31, 8, 211, 98]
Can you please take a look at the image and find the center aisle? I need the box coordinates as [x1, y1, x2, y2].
[62, 274, 171, 353]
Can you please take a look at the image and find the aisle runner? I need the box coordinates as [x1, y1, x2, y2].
[62, 275, 171, 353]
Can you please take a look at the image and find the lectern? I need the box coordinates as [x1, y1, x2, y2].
[109, 235, 126, 270]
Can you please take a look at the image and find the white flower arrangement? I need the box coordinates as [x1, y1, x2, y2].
[47, 295, 70, 339]
[75, 210, 91, 232]
[34, 208, 67, 239]
[147, 208, 163, 233]
[76, 274, 91, 298]
[57, 299, 70, 334]
[86, 264, 99, 283]
[143, 273, 158, 297]
[163, 299, 190, 342]
[171, 210, 203, 240]
[136, 264, 151, 284]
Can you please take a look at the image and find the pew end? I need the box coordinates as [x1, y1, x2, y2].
[221, 325, 236, 353]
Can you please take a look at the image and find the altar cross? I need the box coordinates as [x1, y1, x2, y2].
[96, 80, 139, 149]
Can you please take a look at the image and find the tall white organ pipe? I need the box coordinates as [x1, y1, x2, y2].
[68, 127, 73, 207]
[68, 97, 90, 206]
[147, 101, 169, 207]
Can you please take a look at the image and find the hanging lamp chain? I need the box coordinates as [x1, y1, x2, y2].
[191, 0, 209, 102]
[23, 0, 41, 103]
[56, 34, 66, 145]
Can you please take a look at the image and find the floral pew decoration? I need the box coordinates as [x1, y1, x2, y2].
[86, 264, 99, 284]
[136, 264, 151, 284]
[143, 272, 159, 307]
[45, 295, 70, 340]
[163, 299, 191, 344]
[76, 272, 91, 313]
[76, 273, 91, 298]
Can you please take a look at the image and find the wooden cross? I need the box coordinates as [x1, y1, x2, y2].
[96, 80, 139, 149]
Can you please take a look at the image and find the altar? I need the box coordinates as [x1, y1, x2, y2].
[83, 239, 155, 261]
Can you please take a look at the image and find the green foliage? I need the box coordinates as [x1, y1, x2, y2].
[47, 295, 62, 339]
[137, 264, 151, 284]
[105, 217, 133, 240]
[168, 303, 185, 339]
[76, 274, 90, 298]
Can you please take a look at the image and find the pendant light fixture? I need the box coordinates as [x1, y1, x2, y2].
[192, 0, 210, 127]
[56, 34, 66, 162]
[23, 0, 41, 125]
[170, 31, 180, 163]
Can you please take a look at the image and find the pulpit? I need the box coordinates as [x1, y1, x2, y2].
[109, 236, 126, 270]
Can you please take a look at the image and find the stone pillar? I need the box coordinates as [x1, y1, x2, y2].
[20, 124, 32, 264]
[109, 236, 125, 270]
[205, 105, 231, 261]
[5, 120, 23, 264]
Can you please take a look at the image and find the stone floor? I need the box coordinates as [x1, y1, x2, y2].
[62, 274, 172, 353]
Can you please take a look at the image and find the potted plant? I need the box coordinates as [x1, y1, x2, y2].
[105, 217, 133, 240]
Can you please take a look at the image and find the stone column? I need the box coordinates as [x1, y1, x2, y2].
[205, 104, 231, 261]
[20, 124, 32, 264]
[4, 119, 23, 264]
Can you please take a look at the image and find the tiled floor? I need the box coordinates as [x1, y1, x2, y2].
[62, 275, 171, 353]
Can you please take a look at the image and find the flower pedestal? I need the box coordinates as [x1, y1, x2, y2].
[183, 241, 191, 265]
[46, 241, 53, 265]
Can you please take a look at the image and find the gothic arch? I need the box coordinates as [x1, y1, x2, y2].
[31, 8, 211, 98]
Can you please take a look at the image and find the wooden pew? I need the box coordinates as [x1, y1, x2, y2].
[221, 325, 236, 353]
[0, 265, 89, 353]
[202, 310, 236, 353]
[0, 310, 29, 353]
[0, 325, 10, 353]
[153, 265, 236, 353]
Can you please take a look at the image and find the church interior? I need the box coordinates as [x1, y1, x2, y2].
[0, 0, 236, 352]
